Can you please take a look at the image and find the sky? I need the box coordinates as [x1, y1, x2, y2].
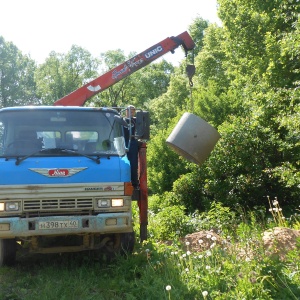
[0, 0, 220, 66]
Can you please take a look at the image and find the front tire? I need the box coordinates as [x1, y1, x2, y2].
[0, 238, 17, 267]
[120, 232, 135, 255]
[101, 232, 135, 261]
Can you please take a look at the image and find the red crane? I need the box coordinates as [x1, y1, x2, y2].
[54, 31, 195, 106]
[53, 31, 195, 241]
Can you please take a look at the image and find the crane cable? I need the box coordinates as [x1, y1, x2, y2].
[186, 49, 195, 112]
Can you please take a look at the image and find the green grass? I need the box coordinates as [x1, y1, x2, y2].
[1, 201, 300, 300]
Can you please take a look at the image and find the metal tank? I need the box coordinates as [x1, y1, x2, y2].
[166, 112, 221, 165]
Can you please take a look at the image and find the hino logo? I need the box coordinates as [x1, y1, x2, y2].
[49, 169, 69, 177]
[144, 46, 163, 59]
[29, 167, 87, 177]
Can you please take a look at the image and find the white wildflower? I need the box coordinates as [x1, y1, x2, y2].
[202, 291, 208, 297]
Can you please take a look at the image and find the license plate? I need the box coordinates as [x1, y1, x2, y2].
[38, 220, 79, 230]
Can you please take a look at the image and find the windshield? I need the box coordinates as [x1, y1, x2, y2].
[0, 108, 123, 157]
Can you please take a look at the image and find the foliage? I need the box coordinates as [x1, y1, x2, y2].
[0, 36, 38, 107]
[147, 116, 190, 194]
[158, 0, 300, 212]
[187, 17, 209, 58]
[147, 68, 191, 129]
[127, 60, 174, 109]
[193, 25, 229, 92]
[170, 93, 299, 211]
[35, 45, 99, 105]
[1, 205, 300, 299]
[192, 81, 242, 127]
[148, 205, 190, 240]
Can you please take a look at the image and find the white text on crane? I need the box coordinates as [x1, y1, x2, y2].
[144, 46, 163, 59]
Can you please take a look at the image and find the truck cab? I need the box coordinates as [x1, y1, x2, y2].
[0, 106, 135, 265]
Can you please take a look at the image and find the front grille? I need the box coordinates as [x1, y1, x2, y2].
[23, 198, 93, 211]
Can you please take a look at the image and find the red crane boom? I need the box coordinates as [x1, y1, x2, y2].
[54, 31, 195, 106]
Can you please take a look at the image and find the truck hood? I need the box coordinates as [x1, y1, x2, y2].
[0, 156, 131, 185]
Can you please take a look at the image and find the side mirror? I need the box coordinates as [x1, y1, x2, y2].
[135, 111, 150, 140]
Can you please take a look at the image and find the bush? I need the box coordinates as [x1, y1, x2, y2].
[148, 205, 190, 240]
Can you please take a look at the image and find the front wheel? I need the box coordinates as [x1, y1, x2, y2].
[0, 238, 17, 267]
[101, 232, 135, 260]
[120, 232, 135, 255]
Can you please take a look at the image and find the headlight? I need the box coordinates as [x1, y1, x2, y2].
[0, 202, 20, 211]
[96, 198, 124, 208]
[97, 199, 110, 208]
[6, 202, 19, 211]
[111, 198, 124, 207]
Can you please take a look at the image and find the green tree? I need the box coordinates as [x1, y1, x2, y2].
[165, 0, 300, 211]
[0, 36, 38, 107]
[194, 25, 228, 91]
[148, 70, 190, 130]
[217, 0, 300, 88]
[35, 45, 99, 105]
[94, 49, 127, 107]
[147, 116, 189, 194]
[188, 16, 210, 58]
[127, 59, 174, 108]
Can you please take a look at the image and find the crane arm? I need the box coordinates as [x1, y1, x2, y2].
[54, 31, 195, 106]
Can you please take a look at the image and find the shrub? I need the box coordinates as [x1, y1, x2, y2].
[148, 205, 190, 240]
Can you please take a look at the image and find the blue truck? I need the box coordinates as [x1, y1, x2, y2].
[0, 32, 195, 265]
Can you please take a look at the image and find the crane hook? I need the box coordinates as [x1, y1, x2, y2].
[186, 64, 196, 87]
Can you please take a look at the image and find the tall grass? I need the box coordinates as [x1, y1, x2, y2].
[0, 200, 300, 299]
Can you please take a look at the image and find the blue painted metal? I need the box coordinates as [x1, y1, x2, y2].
[0, 156, 131, 185]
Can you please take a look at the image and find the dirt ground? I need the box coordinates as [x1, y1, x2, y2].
[181, 227, 300, 260]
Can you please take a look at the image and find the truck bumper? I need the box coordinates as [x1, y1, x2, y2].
[0, 213, 133, 238]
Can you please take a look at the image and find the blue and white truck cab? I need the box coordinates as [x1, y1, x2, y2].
[0, 106, 136, 265]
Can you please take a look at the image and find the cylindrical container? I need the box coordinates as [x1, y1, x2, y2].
[166, 112, 221, 165]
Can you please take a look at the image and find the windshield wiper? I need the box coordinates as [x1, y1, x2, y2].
[14, 148, 100, 165]
[60, 149, 100, 164]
